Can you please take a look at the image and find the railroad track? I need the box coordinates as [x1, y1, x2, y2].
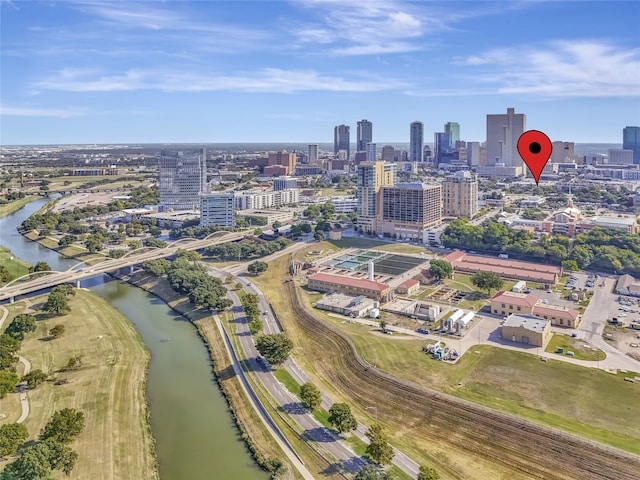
[286, 282, 640, 480]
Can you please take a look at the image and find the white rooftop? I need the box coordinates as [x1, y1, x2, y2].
[503, 314, 549, 334]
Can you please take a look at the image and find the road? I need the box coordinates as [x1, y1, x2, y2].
[215, 272, 368, 475]
[218, 267, 421, 478]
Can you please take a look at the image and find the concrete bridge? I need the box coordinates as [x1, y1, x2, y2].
[0, 231, 245, 303]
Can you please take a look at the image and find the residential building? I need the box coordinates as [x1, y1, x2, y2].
[623, 126, 640, 164]
[308, 144, 318, 163]
[380, 183, 442, 241]
[444, 122, 460, 150]
[334, 124, 350, 159]
[356, 161, 396, 233]
[234, 188, 299, 210]
[501, 314, 552, 348]
[200, 192, 235, 228]
[357, 119, 373, 152]
[486, 107, 526, 174]
[158, 149, 206, 212]
[410, 121, 424, 162]
[308, 272, 394, 303]
[442, 171, 478, 219]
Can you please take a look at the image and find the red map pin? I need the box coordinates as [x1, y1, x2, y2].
[517, 130, 552, 185]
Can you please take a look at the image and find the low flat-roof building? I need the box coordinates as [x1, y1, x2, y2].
[308, 272, 394, 303]
[314, 293, 377, 318]
[502, 314, 551, 348]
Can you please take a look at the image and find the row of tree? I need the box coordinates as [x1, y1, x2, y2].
[441, 219, 640, 275]
[142, 251, 233, 311]
[241, 293, 262, 334]
[1, 408, 85, 479]
[202, 237, 291, 261]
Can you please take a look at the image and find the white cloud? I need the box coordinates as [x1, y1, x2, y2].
[0, 104, 87, 118]
[32, 68, 409, 94]
[449, 40, 640, 97]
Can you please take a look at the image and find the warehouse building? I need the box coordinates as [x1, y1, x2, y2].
[501, 314, 552, 348]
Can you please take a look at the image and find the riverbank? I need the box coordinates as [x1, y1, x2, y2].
[0, 290, 158, 480]
[0, 196, 39, 219]
[124, 271, 296, 479]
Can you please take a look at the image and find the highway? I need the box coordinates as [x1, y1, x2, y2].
[0, 232, 245, 302]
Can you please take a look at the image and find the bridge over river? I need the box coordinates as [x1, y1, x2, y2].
[0, 231, 245, 302]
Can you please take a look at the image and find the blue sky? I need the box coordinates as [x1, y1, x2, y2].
[1, 0, 639, 145]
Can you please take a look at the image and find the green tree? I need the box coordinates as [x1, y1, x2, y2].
[354, 464, 393, 480]
[561, 259, 579, 272]
[471, 270, 504, 295]
[365, 423, 394, 465]
[42, 291, 71, 315]
[0, 423, 29, 458]
[272, 221, 282, 229]
[379, 319, 386, 333]
[29, 261, 51, 275]
[428, 259, 453, 281]
[247, 261, 268, 276]
[328, 403, 358, 434]
[40, 408, 85, 444]
[0, 371, 19, 399]
[255, 334, 293, 366]
[0, 266, 14, 284]
[418, 465, 441, 480]
[49, 325, 66, 339]
[314, 230, 325, 241]
[5, 314, 37, 341]
[299, 382, 322, 411]
[0, 334, 21, 370]
[57, 235, 78, 248]
[84, 235, 103, 253]
[2, 442, 51, 479]
[23, 370, 48, 390]
[51, 284, 75, 297]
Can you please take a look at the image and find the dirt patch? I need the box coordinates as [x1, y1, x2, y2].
[603, 325, 640, 359]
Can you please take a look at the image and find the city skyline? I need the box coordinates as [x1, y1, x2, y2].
[1, 1, 639, 145]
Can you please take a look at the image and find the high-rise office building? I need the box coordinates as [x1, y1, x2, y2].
[308, 144, 318, 163]
[410, 121, 424, 162]
[486, 107, 526, 169]
[380, 183, 442, 240]
[443, 171, 478, 219]
[444, 122, 460, 150]
[356, 161, 395, 232]
[357, 119, 373, 152]
[334, 124, 350, 159]
[467, 142, 481, 167]
[159, 149, 206, 212]
[200, 192, 235, 228]
[434, 132, 450, 166]
[366, 142, 377, 162]
[608, 149, 634, 165]
[623, 126, 640, 164]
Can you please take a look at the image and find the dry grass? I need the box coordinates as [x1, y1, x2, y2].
[0, 196, 39, 219]
[0, 290, 158, 480]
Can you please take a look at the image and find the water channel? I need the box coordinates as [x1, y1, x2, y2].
[0, 198, 267, 480]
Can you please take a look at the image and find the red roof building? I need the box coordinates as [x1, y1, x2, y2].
[491, 291, 539, 316]
[396, 278, 420, 295]
[308, 272, 394, 303]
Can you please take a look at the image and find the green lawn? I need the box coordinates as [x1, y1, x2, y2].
[0, 246, 32, 282]
[544, 334, 606, 361]
[274, 367, 301, 396]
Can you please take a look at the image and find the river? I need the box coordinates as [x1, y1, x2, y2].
[0, 198, 267, 480]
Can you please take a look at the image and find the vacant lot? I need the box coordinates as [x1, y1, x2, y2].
[0, 289, 157, 480]
[545, 333, 606, 361]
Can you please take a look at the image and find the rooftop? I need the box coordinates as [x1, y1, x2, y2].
[309, 272, 390, 292]
[492, 290, 539, 308]
[532, 303, 580, 320]
[503, 314, 550, 333]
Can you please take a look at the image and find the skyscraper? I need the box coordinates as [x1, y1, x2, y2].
[434, 132, 450, 166]
[486, 107, 526, 169]
[366, 142, 377, 162]
[200, 192, 235, 228]
[444, 122, 460, 150]
[334, 124, 350, 159]
[410, 121, 424, 162]
[308, 144, 318, 163]
[357, 119, 373, 152]
[381, 184, 443, 240]
[159, 149, 206, 212]
[623, 126, 640, 164]
[356, 161, 395, 233]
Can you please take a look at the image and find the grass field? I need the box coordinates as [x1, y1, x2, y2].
[0, 246, 32, 282]
[544, 334, 606, 361]
[0, 289, 157, 479]
[0, 196, 38, 219]
[327, 238, 430, 255]
[251, 245, 640, 472]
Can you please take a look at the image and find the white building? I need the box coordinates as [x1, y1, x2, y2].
[331, 197, 358, 214]
[200, 192, 235, 228]
[608, 149, 634, 165]
[234, 189, 299, 210]
[273, 177, 298, 191]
